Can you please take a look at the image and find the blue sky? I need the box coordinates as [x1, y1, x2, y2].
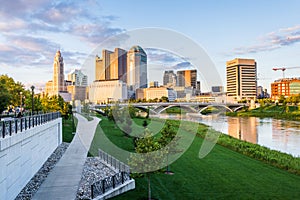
[1, 0, 300, 92]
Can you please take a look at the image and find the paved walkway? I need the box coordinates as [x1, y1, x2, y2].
[33, 114, 100, 200]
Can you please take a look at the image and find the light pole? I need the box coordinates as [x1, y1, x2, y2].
[31, 85, 35, 115]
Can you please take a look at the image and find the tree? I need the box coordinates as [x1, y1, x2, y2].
[278, 95, 286, 104]
[0, 79, 11, 113]
[129, 129, 164, 200]
[158, 121, 181, 174]
[142, 120, 148, 128]
[0, 75, 27, 113]
[122, 117, 132, 137]
[160, 96, 169, 102]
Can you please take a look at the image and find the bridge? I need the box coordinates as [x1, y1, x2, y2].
[91, 102, 247, 115]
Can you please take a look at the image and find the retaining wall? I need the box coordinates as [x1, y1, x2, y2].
[0, 118, 62, 200]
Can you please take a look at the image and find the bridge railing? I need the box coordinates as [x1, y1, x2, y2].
[0, 112, 61, 139]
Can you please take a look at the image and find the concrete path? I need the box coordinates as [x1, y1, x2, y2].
[33, 114, 100, 200]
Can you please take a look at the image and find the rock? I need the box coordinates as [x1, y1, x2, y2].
[75, 157, 116, 200]
[15, 142, 69, 200]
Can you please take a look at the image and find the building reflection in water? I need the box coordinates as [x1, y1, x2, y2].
[227, 117, 257, 144]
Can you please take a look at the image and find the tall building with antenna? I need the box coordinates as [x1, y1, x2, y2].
[53, 50, 65, 92]
[45, 50, 88, 102]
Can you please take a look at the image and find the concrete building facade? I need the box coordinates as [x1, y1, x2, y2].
[271, 78, 300, 99]
[95, 48, 127, 82]
[45, 51, 88, 102]
[91, 46, 147, 102]
[226, 58, 257, 101]
[136, 87, 176, 101]
[127, 46, 147, 92]
[53, 50, 65, 92]
[45, 51, 72, 101]
[45, 51, 66, 96]
[177, 69, 197, 89]
[163, 70, 177, 87]
[89, 80, 127, 104]
[67, 69, 88, 86]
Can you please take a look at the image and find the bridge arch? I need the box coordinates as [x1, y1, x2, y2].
[154, 104, 198, 114]
[90, 108, 107, 116]
[198, 105, 233, 113]
[233, 106, 245, 112]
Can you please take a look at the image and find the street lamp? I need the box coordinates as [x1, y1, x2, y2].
[31, 85, 35, 115]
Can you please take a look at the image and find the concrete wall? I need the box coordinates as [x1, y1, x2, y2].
[93, 179, 135, 200]
[0, 118, 62, 200]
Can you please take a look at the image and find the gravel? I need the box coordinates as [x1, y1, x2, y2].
[15, 143, 116, 200]
[15, 142, 70, 200]
[76, 157, 116, 200]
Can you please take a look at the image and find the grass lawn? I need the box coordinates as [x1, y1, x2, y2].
[62, 116, 78, 143]
[89, 115, 300, 199]
[228, 104, 300, 120]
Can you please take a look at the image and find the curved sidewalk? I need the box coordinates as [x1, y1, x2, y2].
[33, 114, 100, 200]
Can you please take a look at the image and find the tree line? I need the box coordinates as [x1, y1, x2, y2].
[0, 74, 71, 118]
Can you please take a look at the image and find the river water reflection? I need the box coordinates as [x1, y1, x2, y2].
[159, 114, 300, 157]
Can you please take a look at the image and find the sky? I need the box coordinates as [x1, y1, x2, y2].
[1, 0, 300, 92]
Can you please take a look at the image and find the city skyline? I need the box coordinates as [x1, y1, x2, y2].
[1, 1, 300, 92]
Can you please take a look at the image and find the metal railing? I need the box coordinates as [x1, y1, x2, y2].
[90, 149, 132, 199]
[98, 149, 130, 173]
[91, 171, 131, 199]
[0, 112, 61, 139]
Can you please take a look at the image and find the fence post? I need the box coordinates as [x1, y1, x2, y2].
[102, 180, 105, 194]
[25, 117, 27, 130]
[20, 118, 23, 132]
[91, 185, 94, 199]
[121, 171, 124, 184]
[9, 120, 12, 136]
[113, 175, 115, 188]
[15, 119, 17, 134]
[2, 121, 5, 138]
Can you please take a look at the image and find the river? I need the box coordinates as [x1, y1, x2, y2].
[159, 114, 300, 157]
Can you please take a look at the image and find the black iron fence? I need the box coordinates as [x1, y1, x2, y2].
[90, 149, 132, 199]
[0, 112, 61, 139]
[98, 149, 130, 173]
[91, 171, 131, 199]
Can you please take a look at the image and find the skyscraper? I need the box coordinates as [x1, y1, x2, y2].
[110, 48, 127, 82]
[94, 48, 127, 81]
[67, 69, 88, 86]
[95, 55, 104, 81]
[103, 49, 113, 80]
[163, 70, 177, 87]
[53, 50, 65, 92]
[226, 58, 257, 101]
[177, 69, 197, 88]
[127, 45, 147, 91]
[45, 50, 72, 102]
[90, 46, 146, 102]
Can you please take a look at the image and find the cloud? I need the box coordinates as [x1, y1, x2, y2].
[0, 0, 125, 82]
[173, 62, 195, 71]
[70, 23, 124, 46]
[0, 0, 49, 18]
[145, 48, 185, 66]
[232, 25, 300, 54]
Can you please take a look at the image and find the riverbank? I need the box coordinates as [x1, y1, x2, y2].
[89, 115, 300, 199]
[227, 104, 300, 120]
